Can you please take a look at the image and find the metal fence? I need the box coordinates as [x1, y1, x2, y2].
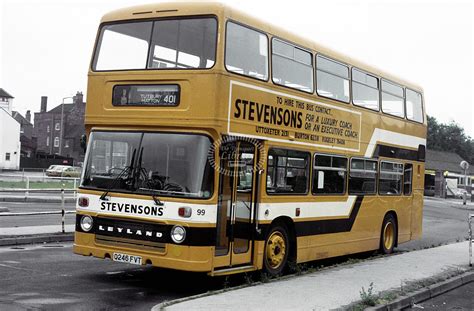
[0, 189, 75, 233]
[0, 174, 80, 199]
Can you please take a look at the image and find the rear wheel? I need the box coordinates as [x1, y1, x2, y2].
[380, 214, 397, 254]
[263, 225, 289, 276]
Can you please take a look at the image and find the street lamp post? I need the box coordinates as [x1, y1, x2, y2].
[60, 96, 74, 156]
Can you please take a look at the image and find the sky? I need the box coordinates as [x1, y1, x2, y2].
[1, 0, 473, 137]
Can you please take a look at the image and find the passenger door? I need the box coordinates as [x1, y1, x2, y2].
[214, 140, 257, 268]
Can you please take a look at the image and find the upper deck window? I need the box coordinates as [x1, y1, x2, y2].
[316, 55, 350, 103]
[93, 17, 217, 71]
[94, 22, 152, 71]
[225, 22, 268, 80]
[352, 68, 379, 111]
[405, 88, 423, 123]
[149, 18, 217, 69]
[272, 39, 313, 92]
[381, 79, 404, 118]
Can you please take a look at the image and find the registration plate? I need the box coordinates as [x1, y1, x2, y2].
[112, 252, 142, 265]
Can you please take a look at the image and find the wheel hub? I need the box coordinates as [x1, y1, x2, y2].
[383, 222, 394, 250]
[266, 231, 286, 269]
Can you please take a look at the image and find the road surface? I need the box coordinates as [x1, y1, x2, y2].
[0, 202, 75, 230]
[0, 197, 471, 309]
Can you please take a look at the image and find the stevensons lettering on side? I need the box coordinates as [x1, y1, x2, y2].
[228, 80, 362, 152]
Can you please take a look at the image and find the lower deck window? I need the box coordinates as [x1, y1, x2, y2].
[349, 158, 377, 194]
[267, 149, 309, 194]
[379, 161, 403, 195]
[312, 154, 347, 195]
[403, 163, 413, 195]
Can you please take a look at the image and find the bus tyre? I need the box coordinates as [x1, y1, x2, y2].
[380, 214, 397, 254]
[263, 225, 289, 276]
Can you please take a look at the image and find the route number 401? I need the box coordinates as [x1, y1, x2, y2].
[164, 95, 177, 104]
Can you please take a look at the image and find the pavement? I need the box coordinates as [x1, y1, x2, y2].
[159, 242, 473, 311]
[424, 196, 474, 210]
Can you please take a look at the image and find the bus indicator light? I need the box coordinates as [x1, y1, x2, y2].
[178, 206, 192, 218]
[78, 197, 89, 207]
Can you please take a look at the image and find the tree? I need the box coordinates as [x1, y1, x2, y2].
[427, 115, 474, 164]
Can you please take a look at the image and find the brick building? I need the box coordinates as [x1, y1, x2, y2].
[33, 92, 86, 165]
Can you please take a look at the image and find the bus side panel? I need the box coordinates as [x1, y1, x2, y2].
[411, 163, 425, 240]
[410, 190, 423, 240]
[294, 197, 381, 263]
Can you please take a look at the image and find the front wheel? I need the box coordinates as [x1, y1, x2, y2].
[263, 225, 289, 276]
[380, 214, 397, 254]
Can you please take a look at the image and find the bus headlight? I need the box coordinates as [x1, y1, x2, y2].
[80, 215, 93, 232]
[170, 225, 186, 244]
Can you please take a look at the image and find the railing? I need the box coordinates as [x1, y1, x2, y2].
[0, 174, 80, 199]
[0, 189, 75, 233]
[469, 213, 474, 267]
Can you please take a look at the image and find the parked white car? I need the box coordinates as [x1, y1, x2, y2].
[46, 165, 71, 177]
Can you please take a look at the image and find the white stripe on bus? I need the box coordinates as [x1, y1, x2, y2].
[364, 128, 426, 158]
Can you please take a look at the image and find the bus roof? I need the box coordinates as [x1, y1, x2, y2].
[100, 2, 423, 92]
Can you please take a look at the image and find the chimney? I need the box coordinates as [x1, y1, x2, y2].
[40, 96, 48, 112]
[74, 91, 84, 105]
[26, 110, 31, 123]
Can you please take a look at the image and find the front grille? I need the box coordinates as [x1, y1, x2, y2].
[95, 234, 166, 252]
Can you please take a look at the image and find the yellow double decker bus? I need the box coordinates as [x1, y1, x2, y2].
[74, 2, 426, 276]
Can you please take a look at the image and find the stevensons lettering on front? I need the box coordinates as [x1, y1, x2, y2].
[100, 201, 164, 217]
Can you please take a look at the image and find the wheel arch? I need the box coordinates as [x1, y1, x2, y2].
[269, 216, 297, 264]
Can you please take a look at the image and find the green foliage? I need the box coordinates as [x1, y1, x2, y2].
[427, 115, 474, 164]
[359, 282, 378, 307]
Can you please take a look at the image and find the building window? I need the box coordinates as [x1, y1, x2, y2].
[272, 38, 313, 92]
[316, 55, 350, 103]
[349, 158, 377, 194]
[267, 148, 310, 194]
[46, 136, 50, 146]
[54, 137, 59, 147]
[379, 161, 403, 195]
[225, 21, 269, 81]
[20, 126, 24, 134]
[5, 153, 11, 161]
[55, 122, 60, 131]
[47, 125, 50, 133]
[312, 154, 347, 195]
[65, 140, 70, 148]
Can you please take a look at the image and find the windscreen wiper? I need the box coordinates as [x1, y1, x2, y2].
[135, 147, 164, 206]
[99, 148, 136, 201]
